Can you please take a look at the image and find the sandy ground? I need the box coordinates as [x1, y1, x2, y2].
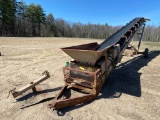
[0, 37, 160, 120]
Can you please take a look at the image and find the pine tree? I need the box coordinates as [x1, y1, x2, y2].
[0, 0, 19, 35]
[25, 3, 46, 36]
[46, 13, 56, 36]
[16, 0, 27, 36]
[35, 4, 46, 36]
[25, 3, 36, 36]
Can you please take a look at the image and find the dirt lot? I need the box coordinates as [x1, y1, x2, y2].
[0, 37, 160, 120]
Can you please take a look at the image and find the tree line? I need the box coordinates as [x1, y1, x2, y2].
[0, 0, 160, 42]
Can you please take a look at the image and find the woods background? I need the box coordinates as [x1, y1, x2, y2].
[0, 0, 160, 42]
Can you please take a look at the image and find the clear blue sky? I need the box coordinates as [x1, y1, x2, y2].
[24, 0, 160, 26]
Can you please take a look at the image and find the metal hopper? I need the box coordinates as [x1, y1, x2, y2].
[61, 42, 109, 64]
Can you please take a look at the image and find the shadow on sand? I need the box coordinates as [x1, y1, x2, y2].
[17, 87, 62, 102]
[100, 50, 160, 98]
[16, 87, 62, 109]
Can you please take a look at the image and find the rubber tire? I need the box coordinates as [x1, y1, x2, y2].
[144, 48, 149, 58]
[57, 110, 65, 116]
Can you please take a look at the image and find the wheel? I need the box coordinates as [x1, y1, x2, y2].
[144, 48, 149, 58]
[57, 110, 65, 116]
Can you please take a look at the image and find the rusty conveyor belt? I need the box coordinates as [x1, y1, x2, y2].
[97, 17, 144, 51]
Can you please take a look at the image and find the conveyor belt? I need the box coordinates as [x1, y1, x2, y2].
[97, 17, 145, 51]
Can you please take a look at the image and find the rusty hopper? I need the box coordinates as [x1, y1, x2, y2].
[61, 42, 109, 65]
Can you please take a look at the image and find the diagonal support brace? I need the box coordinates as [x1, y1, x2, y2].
[9, 70, 50, 98]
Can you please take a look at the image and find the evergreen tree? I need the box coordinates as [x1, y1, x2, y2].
[46, 13, 55, 36]
[25, 3, 36, 36]
[25, 3, 46, 36]
[16, 0, 27, 36]
[35, 4, 46, 36]
[0, 0, 20, 35]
